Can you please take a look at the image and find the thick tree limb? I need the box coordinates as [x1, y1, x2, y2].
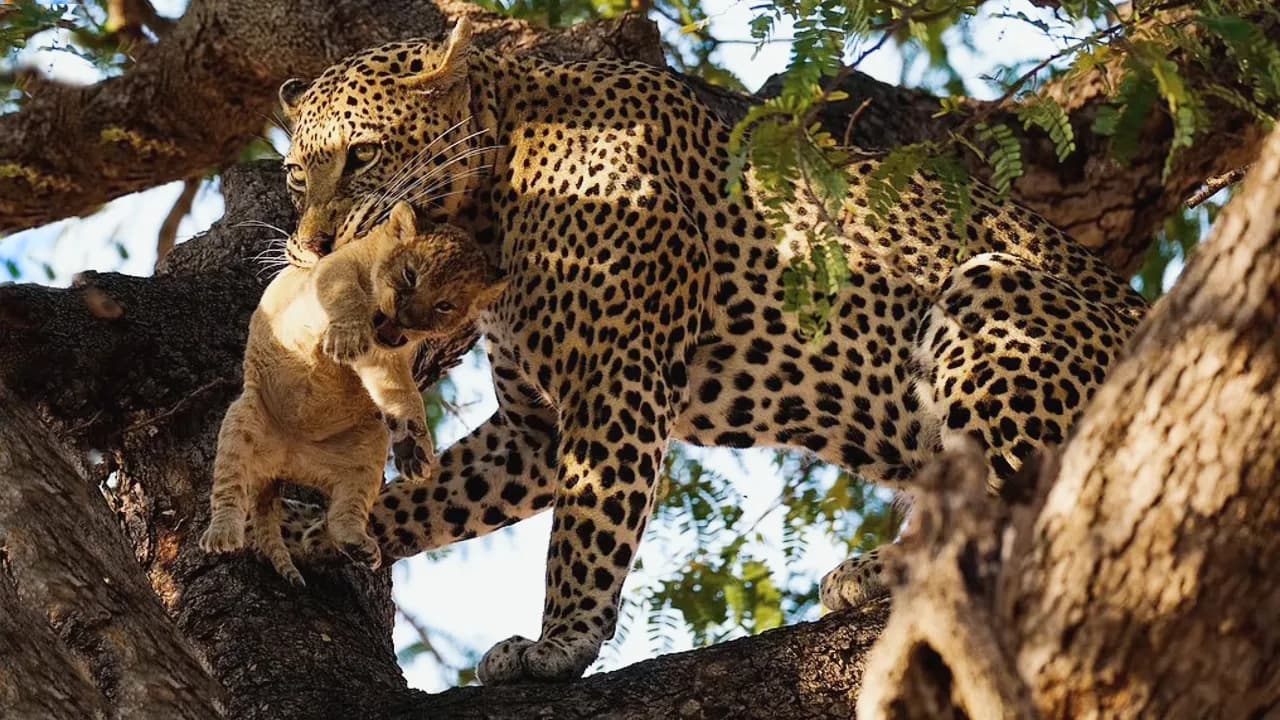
[859, 123, 1280, 719]
[0, 395, 224, 719]
[3, 1, 1277, 276]
[393, 603, 887, 720]
[0, 566, 107, 719]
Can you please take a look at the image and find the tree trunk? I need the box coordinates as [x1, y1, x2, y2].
[857, 122, 1280, 720]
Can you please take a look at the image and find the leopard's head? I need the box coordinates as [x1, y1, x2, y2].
[367, 201, 506, 349]
[280, 18, 488, 268]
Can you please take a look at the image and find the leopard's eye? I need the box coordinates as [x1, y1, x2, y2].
[285, 163, 306, 192]
[403, 266, 417, 286]
[346, 142, 381, 174]
[434, 302, 457, 315]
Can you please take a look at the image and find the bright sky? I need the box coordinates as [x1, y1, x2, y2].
[3, 0, 1091, 692]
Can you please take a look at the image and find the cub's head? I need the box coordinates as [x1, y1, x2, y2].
[280, 18, 488, 268]
[368, 202, 506, 349]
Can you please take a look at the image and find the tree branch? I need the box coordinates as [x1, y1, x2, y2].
[0, 565, 107, 719]
[0, 395, 225, 719]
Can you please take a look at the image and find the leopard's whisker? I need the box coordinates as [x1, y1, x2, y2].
[234, 219, 292, 238]
[375, 129, 492, 211]
[402, 166, 493, 209]
[371, 119, 478, 210]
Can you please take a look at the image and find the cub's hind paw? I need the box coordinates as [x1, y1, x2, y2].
[270, 557, 306, 587]
[322, 322, 372, 363]
[200, 521, 246, 555]
[333, 531, 382, 570]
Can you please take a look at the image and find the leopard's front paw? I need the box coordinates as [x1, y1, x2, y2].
[322, 322, 372, 363]
[476, 635, 599, 685]
[820, 548, 888, 611]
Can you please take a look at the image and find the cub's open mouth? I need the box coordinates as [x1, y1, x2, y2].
[372, 311, 408, 348]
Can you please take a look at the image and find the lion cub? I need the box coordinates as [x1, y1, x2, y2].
[200, 201, 506, 585]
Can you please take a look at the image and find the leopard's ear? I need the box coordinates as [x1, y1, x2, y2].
[278, 78, 311, 120]
[402, 17, 472, 91]
[388, 201, 419, 240]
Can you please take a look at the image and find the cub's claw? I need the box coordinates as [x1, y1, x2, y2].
[268, 554, 306, 587]
[322, 322, 372, 363]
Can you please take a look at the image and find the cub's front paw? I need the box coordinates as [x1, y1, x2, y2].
[200, 519, 246, 555]
[322, 322, 372, 363]
[476, 635, 599, 685]
[392, 434, 435, 481]
[383, 412, 428, 442]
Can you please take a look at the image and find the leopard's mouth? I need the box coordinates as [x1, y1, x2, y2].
[372, 311, 408, 349]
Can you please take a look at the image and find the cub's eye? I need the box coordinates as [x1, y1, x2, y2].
[403, 267, 417, 286]
[434, 302, 457, 315]
[285, 164, 306, 192]
[346, 142, 381, 174]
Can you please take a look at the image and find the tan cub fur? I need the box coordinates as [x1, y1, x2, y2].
[200, 201, 506, 585]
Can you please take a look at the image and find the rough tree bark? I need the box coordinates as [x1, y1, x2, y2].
[856, 122, 1280, 719]
[1, 0, 1275, 273]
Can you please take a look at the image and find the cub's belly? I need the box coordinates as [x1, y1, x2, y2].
[252, 358, 377, 442]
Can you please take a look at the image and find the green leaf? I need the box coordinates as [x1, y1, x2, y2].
[1093, 67, 1158, 166]
[1015, 96, 1076, 162]
[925, 154, 974, 239]
[976, 123, 1023, 199]
[866, 143, 930, 226]
[4, 258, 18, 279]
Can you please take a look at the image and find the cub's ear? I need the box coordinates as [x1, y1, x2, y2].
[403, 17, 473, 91]
[474, 276, 509, 311]
[278, 78, 311, 119]
[388, 201, 419, 240]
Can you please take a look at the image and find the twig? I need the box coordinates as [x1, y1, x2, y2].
[396, 608, 464, 674]
[842, 98, 873, 148]
[156, 177, 200, 268]
[1186, 165, 1249, 208]
[120, 377, 230, 436]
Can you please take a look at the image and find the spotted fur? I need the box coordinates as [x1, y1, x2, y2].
[276, 18, 1146, 683]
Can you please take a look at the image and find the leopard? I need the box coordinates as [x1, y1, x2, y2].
[201, 200, 505, 585]
[273, 16, 1147, 684]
